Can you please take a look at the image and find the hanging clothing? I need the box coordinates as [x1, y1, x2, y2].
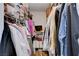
[58, 3, 79, 56]
[65, 3, 73, 56]
[58, 4, 69, 56]
[25, 20, 30, 31]
[0, 3, 4, 43]
[0, 22, 16, 56]
[43, 20, 50, 51]
[49, 6, 57, 56]
[23, 26, 33, 52]
[43, 9, 52, 52]
[8, 23, 31, 56]
[56, 3, 65, 56]
[76, 4, 79, 16]
[24, 20, 33, 52]
[28, 19, 35, 36]
[69, 3, 79, 56]
[43, 6, 58, 55]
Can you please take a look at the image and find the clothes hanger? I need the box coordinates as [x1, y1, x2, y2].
[4, 14, 16, 24]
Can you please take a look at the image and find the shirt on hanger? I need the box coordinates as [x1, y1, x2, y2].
[9, 23, 31, 56]
[58, 4, 68, 56]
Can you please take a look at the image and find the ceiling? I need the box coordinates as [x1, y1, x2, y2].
[28, 3, 49, 11]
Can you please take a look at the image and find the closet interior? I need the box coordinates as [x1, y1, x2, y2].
[0, 3, 79, 56]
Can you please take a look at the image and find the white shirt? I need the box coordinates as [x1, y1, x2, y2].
[9, 24, 31, 56]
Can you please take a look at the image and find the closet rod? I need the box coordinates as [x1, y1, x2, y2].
[7, 3, 15, 7]
[52, 3, 62, 6]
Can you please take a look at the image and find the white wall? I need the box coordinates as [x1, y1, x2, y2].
[30, 11, 46, 31]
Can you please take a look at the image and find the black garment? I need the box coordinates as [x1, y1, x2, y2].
[32, 36, 35, 43]
[0, 22, 16, 56]
[55, 9, 59, 29]
[55, 9, 59, 56]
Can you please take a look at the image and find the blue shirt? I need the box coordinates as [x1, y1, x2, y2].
[58, 4, 68, 56]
